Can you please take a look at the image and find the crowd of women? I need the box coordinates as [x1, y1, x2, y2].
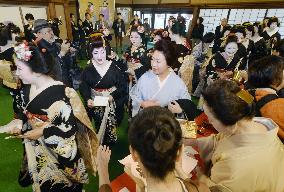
[0, 12, 284, 192]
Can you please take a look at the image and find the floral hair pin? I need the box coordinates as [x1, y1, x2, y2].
[14, 43, 32, 61]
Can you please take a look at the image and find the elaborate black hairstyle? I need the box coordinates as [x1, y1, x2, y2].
[25, 13, 34, 21]
[88, 32, 111, 58]
[171, 16, 186, 37]
[14, 43, 53, 75]
[268, 17, 280, 27]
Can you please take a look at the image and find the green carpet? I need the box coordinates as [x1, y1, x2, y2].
[0, 58, 129, 191]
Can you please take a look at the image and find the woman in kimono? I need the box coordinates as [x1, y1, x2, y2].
[262, 17, 281, 55]
[232, 25, 254, 67]
[123, 26, 150, 81]
[205, 35, 246, 85]
[131, 39, 200, 119]
[4, 43, 98, 191]
[248, 22, 268, 64]
[185, 80, 284, 191]
[168, 16, 191, 73]
[80, 33, 127, 144]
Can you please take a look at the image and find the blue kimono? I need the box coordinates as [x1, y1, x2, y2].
[131, 70, 193, 117]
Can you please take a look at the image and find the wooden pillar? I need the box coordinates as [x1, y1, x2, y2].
[64, 0, 72, 40]
[48, 2, 56, 19]
[187, 6, 199, 39]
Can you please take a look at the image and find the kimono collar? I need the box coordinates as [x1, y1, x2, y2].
[267, 27, 279, 37]
[92, 60, 111, 78]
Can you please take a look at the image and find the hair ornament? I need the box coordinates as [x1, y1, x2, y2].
[14, 43, 32, 61]
[236, 89, 254, 104]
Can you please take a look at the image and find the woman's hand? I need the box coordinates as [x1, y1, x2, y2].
[168, 101, 183, 114]
[87, 99, 94, 108]
[22, 128, 44, 140]
[96, 145, 111, 187]
[108, 95, 113, 102]
[141, 100, 160, 108]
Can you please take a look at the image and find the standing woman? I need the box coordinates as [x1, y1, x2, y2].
[24, 13, 36, 42]
[262, 17, 281, 55]
[123, 26, 150, 81]
[131, 39, 200, 120]
[249, 22, 268, 63]
[169, 16, 191, 73]
[112, 13, 125, 53]
[80, 33, 127, 144]
[6, 43, 98, 191]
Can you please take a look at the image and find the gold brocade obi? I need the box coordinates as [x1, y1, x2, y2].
[25, 111, 50, 130]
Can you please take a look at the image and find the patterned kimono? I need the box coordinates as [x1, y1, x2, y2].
[16, 83, 98, 191]
[80, 62, 127, 144]
[130, 70, 200, 119]
[123, 45, 150, 80]
[205, 52, 246, 84]
[262, 29, 281, 54]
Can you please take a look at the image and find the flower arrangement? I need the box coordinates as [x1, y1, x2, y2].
[14, 43, 32, 61]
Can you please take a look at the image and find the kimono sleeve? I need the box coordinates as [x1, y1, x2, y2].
[111, 66, 127, 102]
[197, 134, 217, 172]
[79, 69, 92, 102]
[130, 74, 145, 111]
[43, 99, 79, 164]
[135, 54, 151, 79]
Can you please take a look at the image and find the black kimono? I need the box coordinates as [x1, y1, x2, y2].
[82, 20, 94, 37]
[15, 84, 98, 191]
[24, 24, 36, 42]
[262, 30, 281, 54]
[175, 43, 191, 72]
[79, 62, 127, 144]
[206, 52, 246, 82]
[249, 37, 268, 65]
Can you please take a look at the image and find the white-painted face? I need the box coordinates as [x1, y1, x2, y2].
[245, 29, 252, 39]
[15, 58, 37, 84]
[225, 42, 238, 57]
[130, 31, 142, 47]
[270, 22, 278, 30]
[235, 32, 244, 43]
[153, 35, 162, 44]
[254, 26, 259, 35]
[92, 47, 106, 65]
[151, 50, 168, 75]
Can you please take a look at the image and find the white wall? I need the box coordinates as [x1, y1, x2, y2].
[0, 5, 47, 31]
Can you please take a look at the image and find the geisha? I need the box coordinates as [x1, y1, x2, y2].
[123, 26, 150, 81]
[205, 35, 246, 85]
[262, 17, 281, 55]
[168, 16, 191, 73]
[79, 33, 127, 144]
[2, 43, 98, 191]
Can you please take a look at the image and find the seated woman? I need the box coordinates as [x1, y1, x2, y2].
[128, 107, 209, 192]
[131, 39, 200, 119]
[79, 33, 127, 144]
[205, 35, 246, 86]
[248, 55, 284, 142]
[186, 79, 284, 191]
[5, 43, 98, 191]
